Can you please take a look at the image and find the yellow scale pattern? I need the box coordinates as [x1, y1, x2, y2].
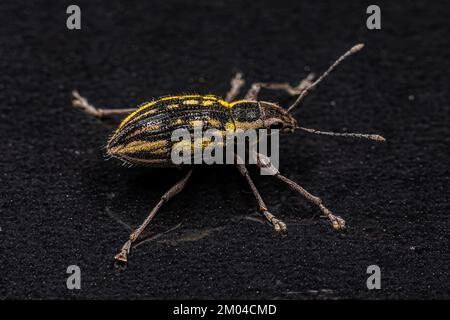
[117, 95, 236, 130]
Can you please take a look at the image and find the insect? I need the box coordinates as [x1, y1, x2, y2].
[72, 43, 385, 266]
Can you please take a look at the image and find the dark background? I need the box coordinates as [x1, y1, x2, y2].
[1, 0, 449, 299]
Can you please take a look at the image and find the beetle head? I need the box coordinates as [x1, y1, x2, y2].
[230, 101, 296, 133]
[258, 101, 297, 133]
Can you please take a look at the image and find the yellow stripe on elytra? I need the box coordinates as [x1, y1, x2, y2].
[118, 96, 198, 129]
[118, 95, 232, 130]
[203, 95, 221, 101]
[229, 100, 257, 107]
[208, 119, 220, 127]
[203, 95, 230, 107]
[189, 120, 204, 127]
[160, 95, 201, 101]
[120, 156, 167, 164]
[120, 140, 169, 154]
[121, 107, 160, 128]
[225, 122, 235, 131]
[127, 124, 162, 138]
[183, 99, 199, 105]
[202, 100, 214, 106]
[172, 137, 223, 151]
[118, 100, 159, 129]
[218, 100, 231, 108]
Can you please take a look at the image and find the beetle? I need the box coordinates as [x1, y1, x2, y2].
[72, 43, 385, 265]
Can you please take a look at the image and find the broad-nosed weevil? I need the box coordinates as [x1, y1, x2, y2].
[72, 43, 385, 267]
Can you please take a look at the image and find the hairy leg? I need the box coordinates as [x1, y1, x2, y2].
[255, 153, 345, 231]
[244, 73, 315, 101]
[72, 90, 135, 118]
[225, 72, 245, 102]
[115, 169, 193, 264]
[236, 163, 287, 233]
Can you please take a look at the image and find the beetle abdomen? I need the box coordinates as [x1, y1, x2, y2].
[107, 95, 233, 166]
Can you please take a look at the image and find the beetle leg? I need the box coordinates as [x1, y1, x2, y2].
[255, 153, 345, 231]
[114, 169, 193, 265]
[244, 73, 315, 101]
[236, 163, 287, 234]
[72, 90, 135, 119]
[225, 72, 245, 102]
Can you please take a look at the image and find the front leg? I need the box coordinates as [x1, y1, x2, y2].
[255, 153, 345, 231]
[236, 163, 287, 234]
[72, 90, 135, 119]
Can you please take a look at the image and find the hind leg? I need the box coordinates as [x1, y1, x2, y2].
[244, 73, 315, 101]
[115, 169, 193, 265]
[72, 90, 135, 118]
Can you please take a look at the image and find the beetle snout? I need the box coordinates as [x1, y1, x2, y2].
[283, 117, 297, 133]
[283, 125, 295, 133]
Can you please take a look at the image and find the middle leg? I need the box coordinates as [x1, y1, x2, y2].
[225, 72, 245, 102]
[244, 73, 315, 101]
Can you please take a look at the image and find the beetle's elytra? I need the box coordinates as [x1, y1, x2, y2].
[72, 43, 385, 267]
[107, 95, 296, 166]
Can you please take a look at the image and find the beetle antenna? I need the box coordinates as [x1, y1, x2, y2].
[297, 126, 385, 142]
[287, 43, 365, 113]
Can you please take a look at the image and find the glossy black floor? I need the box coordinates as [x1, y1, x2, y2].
[1, 0, 448, 299]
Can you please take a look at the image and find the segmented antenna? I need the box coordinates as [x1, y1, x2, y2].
[287, 43, 365, 113]
[297, 126, 385, 142]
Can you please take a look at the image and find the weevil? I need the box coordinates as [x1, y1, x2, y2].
[72, 43, 385, 265]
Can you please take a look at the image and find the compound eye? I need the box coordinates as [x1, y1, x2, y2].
[270, 122, 284, 129]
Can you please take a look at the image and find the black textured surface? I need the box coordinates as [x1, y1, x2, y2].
[1, 0, 449, 299]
